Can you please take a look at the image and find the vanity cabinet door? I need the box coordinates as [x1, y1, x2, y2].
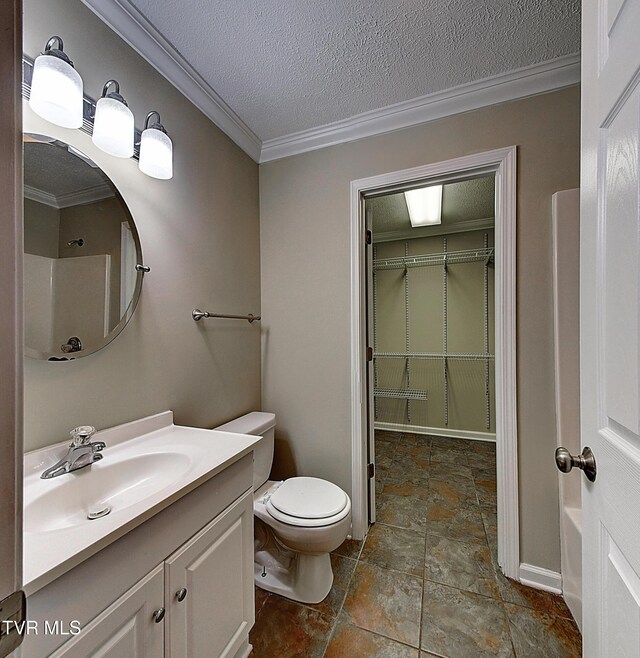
[165, 489, 254, 658]
[49, 565, 164, 658]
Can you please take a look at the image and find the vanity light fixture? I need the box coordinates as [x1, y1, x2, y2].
[92, 80, 134, 158]
[23, 53, 174, 179]
[405, 184, 443, 227]
[28, 36, 83, 129]
[138, 111, 173, 180]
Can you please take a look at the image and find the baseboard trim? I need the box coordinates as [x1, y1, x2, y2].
[519, 563, 562, 594]
[375, 421, 496, 443]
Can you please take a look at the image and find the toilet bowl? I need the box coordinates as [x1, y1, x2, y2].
[215, 412, 351, 604]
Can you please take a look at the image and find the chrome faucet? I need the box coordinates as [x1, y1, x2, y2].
[41, 426, 106, 479]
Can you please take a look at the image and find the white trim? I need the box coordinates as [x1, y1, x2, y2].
[71, 7, 578, 166]
[374, 421, 496, 443]
[519, 563, 563, 594]
[350, 186, 367, 540]
[24, 183, 115, 209]
[23, 185, 58, 208]
[80, 0, 262, 161]
[262, 56, 579, 162]
[350, 147, 519, 579]
[57, 184, 115, 208]
[494, 147, 519, 580]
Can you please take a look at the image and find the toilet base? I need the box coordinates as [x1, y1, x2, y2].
[254, 548, 334, 604]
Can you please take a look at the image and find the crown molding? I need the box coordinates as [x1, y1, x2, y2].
[25, 183, 115, 209]
[24, 185, 58, 208]
[260, 54, 580, 163]
[77, 2, 579, 165]
[81, 0, 262, 162]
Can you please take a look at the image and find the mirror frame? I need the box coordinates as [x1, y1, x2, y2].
[23, 134, 146, 361]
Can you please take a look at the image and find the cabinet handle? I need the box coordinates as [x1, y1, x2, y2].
[176, 587, 188, 602]
[152, 607, 165, 623]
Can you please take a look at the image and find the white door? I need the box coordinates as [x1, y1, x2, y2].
[165, 490, 254, 658]
[581, 0, 640, 655]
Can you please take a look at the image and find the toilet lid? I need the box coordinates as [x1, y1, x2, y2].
[269, 477, 348, 519]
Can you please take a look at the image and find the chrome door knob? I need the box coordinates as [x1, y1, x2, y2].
[555, 446, 597, 482]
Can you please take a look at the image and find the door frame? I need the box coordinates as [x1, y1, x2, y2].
[349, 146, 519, 579]
[0, 0, 23, 604]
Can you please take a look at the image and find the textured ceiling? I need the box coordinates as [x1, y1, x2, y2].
[24, 140, 112, 198]
[369, 175, 495, 235]
[127, 0, 580, 140]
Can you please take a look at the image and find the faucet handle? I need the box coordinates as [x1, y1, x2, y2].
[70, 425, 96, 446]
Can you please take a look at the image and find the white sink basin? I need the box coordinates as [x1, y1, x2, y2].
[23, 411, 260, 594]
[25, 452, 191, 533]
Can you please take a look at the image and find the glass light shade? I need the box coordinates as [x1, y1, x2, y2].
[92, 97, 134, 158]
[405, 185, 443, 227]
[139, 128, 173, 179]
[29, 55, 83, 128]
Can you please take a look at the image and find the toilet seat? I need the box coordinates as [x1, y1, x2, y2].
[265, 477, 351, 528]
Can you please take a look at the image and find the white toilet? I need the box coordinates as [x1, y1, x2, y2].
[215, 412, 351, 604]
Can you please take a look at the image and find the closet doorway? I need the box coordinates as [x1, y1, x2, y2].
[369, 176, 496, 442]
[350, 148, 518, 579]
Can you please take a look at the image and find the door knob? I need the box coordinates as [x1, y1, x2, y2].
[176, 587, 188, 602]
[152, 607, 165, 623]
[555, 446, 597, 482]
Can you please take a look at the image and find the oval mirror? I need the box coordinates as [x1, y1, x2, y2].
[23, 133, 144, 360]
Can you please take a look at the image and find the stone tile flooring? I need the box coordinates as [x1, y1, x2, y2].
[249, 431, 582, 657]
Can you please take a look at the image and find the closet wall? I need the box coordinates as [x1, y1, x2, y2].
[373, 228, 495, 438]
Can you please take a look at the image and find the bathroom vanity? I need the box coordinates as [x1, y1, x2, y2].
[20, 413, 259, 658]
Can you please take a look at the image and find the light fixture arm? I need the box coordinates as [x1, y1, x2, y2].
[100, 79, 128, 105]
[44, 35, 64, 51]
[144, 110, 168, 134]
[42, 35, 73, 66]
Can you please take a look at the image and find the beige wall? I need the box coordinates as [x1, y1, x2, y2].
[24, 198, 59, 258]
[24, 0, 261, 450]
[374, 229, 495, 434]
[260, 87, 580, 571]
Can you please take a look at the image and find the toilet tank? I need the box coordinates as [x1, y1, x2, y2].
[214, 412, 276, 491]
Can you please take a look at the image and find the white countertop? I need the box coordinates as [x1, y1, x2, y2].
[23, 411, 259, 595]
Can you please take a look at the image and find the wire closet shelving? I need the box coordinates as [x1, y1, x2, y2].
[372, 236, 494, 429]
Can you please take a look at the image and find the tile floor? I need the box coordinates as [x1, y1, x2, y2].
[249, 431, 582, 657]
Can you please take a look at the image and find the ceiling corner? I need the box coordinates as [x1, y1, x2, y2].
[80, 0, 262, 162]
